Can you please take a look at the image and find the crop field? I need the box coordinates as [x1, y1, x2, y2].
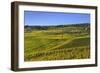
[24, 23, 90, 61]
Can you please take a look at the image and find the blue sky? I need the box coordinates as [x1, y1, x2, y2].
[24, 11, 90, 26]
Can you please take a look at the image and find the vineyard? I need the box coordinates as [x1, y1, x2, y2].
[24, 23, 90, 61]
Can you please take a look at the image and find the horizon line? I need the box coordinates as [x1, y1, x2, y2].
[24, 23, 90, 26]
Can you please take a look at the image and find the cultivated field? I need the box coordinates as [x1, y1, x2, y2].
[24, 23, 90, 61]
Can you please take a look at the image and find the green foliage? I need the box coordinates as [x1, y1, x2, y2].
[24, 24, 90, 61]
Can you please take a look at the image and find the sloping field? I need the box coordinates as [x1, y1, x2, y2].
[24, 24, 90, 61]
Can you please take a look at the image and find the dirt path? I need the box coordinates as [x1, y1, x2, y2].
[46, 39, 73, 51]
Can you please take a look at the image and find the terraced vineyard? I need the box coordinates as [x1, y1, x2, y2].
[24, 23, 90, 61]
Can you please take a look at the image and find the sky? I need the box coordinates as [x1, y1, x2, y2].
[24, 11, 90, 26]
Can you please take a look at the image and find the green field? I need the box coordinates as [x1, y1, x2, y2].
[24, 23, 90, 61]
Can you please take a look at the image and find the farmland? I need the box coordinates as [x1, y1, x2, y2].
[24, 23, 90, 61]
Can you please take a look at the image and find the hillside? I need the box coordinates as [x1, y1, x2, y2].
[24, 23, 90, 61]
